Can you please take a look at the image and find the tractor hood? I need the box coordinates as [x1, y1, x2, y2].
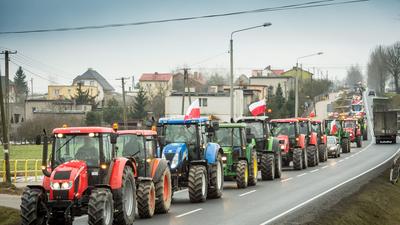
[162, 143, 188, 170]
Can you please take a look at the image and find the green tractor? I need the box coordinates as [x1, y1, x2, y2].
[214, 123, 257, 188]
[323, 118, 351, 153]
[236, 116, 282, 180]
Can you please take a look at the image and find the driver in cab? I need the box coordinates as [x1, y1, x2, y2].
[75, 137, 99, 165]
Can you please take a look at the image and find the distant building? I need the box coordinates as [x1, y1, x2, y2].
[48, 84, 99, 101]
[139, 72, 173, 97]
[235, 74, 250, 86]
[249, 76, 295, 99]
[251, 67, 285, 77]
[281, 67, 313, 80]
[25, 99, 91, 121]
[172, 71, 207, 92]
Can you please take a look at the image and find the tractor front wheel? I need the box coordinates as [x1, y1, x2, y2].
[21, 188, 48, 225]
[307, 146, 317, 167]
[248, 150, 258, 186]
[236, 160, 249, 188]
[341, 138, 350, 153]
[293, 148, 303, 170]
[137, 181, 156, 218]
[188, 165, 208, 203]
[155, 168, 172, 213]
[208, 153, 224, 198]
[113, 166, 136, 225]
[302, 148, 308, 169]
[274, 150, 282, 179]
[261, 153, 275, 180]
[88, 188, 114, 225]
[318, 144, 328, 162]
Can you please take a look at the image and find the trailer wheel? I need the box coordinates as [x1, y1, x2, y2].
[236, 160, 248, 188]
[88, 188, 114, 225]
[208, 153, 224, 198]
[188, 165, 208, 202]
[274, 150, 282, 179]
[248, 150, 258, 186]
[113, 166, 136, 225]
[21, 188, 48, 225]
[261, 153, 275, 180]
[137, 181, 156, 218]
[155, 168, 172, 213]
[293, 148, 303, 170]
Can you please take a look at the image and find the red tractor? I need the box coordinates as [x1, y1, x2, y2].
[343, 118, 362, 147]
[296, 118, 320, 167]
[310, 120, 328, 162]
[116, 130, 172, 217]
[270, 118, 310, 170]
[20, 127, 157, 225]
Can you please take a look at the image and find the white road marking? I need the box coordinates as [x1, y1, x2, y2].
[239, 190, 257, 197]
[310, 169, 319, 173]
[174, 189, 188, 194]
[322, 165, 328, 169]
[259, 147, 400, 225]
[338, 159, 344, 163]
[344, 157, 349, 160]
[176, 208, 203, 218]
[297, 173, 307, 177]
[281, 177, 293, 182]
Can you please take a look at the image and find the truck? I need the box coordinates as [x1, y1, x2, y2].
[373, 97, 398, 144]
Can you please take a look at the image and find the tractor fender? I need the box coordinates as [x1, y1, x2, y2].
[150, 158, 169, 183]
[27, 185, 47, 194]
[297, 134, 306, 149]
[309, 132, 318, 146]
[204, 143, 220, 164]
[42, 175, 51, 191]
[109, 157, 137, 190]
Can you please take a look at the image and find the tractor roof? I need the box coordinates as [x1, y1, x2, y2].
[219, 123, 246, 128]
[236, 116, 268, 122]
[117, 130, 157, 136]
[296, 117, 310, 122]
[310, 120, 322, 123]
[53, 127, 115, 134]
[270, 118, 298, 123]
[158, 117, 208, 124]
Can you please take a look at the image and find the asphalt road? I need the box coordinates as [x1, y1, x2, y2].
[5, 92, 399, 225]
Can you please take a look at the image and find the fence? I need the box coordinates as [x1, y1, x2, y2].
[1, 159, 43, 183]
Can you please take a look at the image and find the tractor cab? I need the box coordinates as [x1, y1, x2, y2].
[270, 119, 298, 148]
[236, 116, 269, 152]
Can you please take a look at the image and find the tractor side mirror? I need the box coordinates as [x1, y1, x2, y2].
[110, 133, 118, 144]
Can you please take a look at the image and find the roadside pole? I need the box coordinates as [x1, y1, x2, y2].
[116, 77, 129, 129]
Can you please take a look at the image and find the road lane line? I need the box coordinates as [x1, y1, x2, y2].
[281, 177, 293, 182]
[322, 165, 328, 169]
[344, 157, 349, 160]
[310, 169, 319, 173]
[174, 189, 188, 194]
[297, 173, 307, 177]
[176, 208, 203, 218]
[239, 190, 257, 197]
[259, 147, 400, 225]
[338, 159, 344, 163]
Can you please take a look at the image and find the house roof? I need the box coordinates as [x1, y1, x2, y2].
[271, 69, 285, 75]
[73, 68, 115, 92]
[140, 73, 172, 82]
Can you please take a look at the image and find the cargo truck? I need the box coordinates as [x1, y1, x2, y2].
[373, 97, 398, 144]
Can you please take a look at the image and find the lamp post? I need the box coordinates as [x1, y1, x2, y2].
[294, 52, 323, 117]
[230, 22, 272, 121]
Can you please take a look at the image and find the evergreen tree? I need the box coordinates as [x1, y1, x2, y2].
[130, 86, 148, 119]
[285, 90, 296, 117]
[13, 66, 28, 102]
[71, 83, 97, 105]
[103, 97, 123, 124]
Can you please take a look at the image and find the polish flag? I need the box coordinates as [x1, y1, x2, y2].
[184, 99, 200, 120]
[249, 100, 266, 116]
[330, 119, 338, 135]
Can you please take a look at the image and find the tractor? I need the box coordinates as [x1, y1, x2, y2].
[20, 126, 145, 225]
[310, 120, 328, 163]
[269, 118, 309, 170]
[296, 118, 320, 167]
[157, 117, 223, 203]
[343, 118, 363, 148]
[324, 119, 351, 153]
[236, 116, 282, 180]
[213, 123, 257, 188]
[116, 130, 172, 217]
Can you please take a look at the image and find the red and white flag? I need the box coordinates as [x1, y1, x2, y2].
[184, 99, 200, 120]
[330, 119, 338, 135]
[249, 100, 266, 116]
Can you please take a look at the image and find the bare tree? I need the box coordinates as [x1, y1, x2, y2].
[346, 65, 363, 87]
[367, 45, 388, 93]
[386, 42, 400, 93]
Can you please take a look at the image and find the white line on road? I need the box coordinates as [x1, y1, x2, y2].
[310, 169, 319, 173]
[322, 165, 328, 169]
[176, 208, 203, 218]
[281, 177, 293, 182]
[259, 147, 400, 225]
[174, 189, 188, 194]
[338, 159, 344, 163]
[344, 157, 349, 160]
[239, 190, 257, 197]
[297, 173, 307, 177]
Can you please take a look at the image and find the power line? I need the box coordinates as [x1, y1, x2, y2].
[0, 0, 368, 35]
[9, 60, 60, 84]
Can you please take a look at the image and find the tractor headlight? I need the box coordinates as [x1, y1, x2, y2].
[170, 151, 180, 169]
[61, 181, 72, 190]
[221, 156, 227, 162]
[280, 145, 285, 150]
[51, 182, 60, 190]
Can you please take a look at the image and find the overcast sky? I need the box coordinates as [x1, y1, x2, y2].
[0, 0, 399, 93]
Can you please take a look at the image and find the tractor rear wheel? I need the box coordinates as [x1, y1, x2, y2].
[307, 146, 317, 167]
[293, 148, 303, 170]
[341, 138, 350, 153]
[155, 168, 172, 213]
[88, 188, 114, 225]
[188, 165, 208, 202]
[21, 188, 48, 225]
[137, 181, 156, 218]
[236, 160, 248, 188]
[274, 150, 282, 179]
[208, 154, 224, 198]
[113, 166, 136, 225]
[248, 150, 258, 186]
[318, 144, 328, 162]
[302, 148, 308, 169]
[356, 136, 362, 148]
[261, 153, 275, 180]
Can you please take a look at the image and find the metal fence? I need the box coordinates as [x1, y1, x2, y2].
[1, 159, 42, 183]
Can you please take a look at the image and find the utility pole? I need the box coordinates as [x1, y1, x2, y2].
[30, 78, 34, 96]
[0, 50, 17, 184]
[295, 62, 299, 117]
[180, 68, 191, 114]
[184, 68, 191, 104]
[116, 77, 129, 129]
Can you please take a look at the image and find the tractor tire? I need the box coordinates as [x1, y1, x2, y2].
[341, 138, 350, 153]
[363, 129, 368, 140]
[155, 168, 172, 213]
[20, 188, 48, 225]
[293, 148, 303, 170]
[208, 154, 224, 199]
[188, 165, 208, 203]
[274, 150, 282, 179]
[248, 150, 258, 186]
[261, 153, 275, 180]
[137, 181, 156, 218]
[302, 148, 308, 169]
[236, 160, 249, 188]
[394, 138, 397, 144]
[88, 188, 114, 225]
[356, 136, 362, 148]
[376, 138, 380, 144]
[307, 146, 317, 167]
[318, 144, 328, 162]
[113, 166, 136, 225]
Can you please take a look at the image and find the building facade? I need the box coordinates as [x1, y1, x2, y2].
[249, 76, 295, 99]
[139, 72, 173, 98]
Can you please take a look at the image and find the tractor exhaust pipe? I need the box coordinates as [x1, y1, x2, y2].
[42, 129, 51, 177]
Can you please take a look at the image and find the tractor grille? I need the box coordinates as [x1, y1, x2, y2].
[54, 171, 71, 180]
[256, 140, 265, 151]
[53, 190, 69, 200]
[164, 153, 175, 161]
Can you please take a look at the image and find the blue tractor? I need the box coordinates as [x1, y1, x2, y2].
[157, 117, 223, 203]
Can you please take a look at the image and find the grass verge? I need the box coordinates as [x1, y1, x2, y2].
[0, 206, 20, 225]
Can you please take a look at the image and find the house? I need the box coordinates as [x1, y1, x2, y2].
[1, 76, 17, 103]
[25, 99, 92, 121]
[47, 84, 99, 101]
[235, 74, 250, 86]
[139, 72, 173, 97]
[251, 67, 285, 77]
[249, 76, 295, 99]
[172, 71, 207, 92]
[281, 67, 313, 80]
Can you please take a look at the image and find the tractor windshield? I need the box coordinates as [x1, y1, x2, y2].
[311, 123, 321, 133]
[215, 128, 241, 147]
[245, 122, 264, 139]
[117, 134, 146, 159]
[164, 124, 197, 145]
[270, 122, 296, 138]
[53, 134, 101, 167]
[351, 105, 363, 112]
[344, 121, 356, 128]
[298, 122, 309, 135]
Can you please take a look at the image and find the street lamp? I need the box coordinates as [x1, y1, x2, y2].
[230, 22, 272, 121]
[294, 52, 323, 117]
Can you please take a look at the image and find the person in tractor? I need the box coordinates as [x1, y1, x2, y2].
[122, 134, 144, 157]
[75, 137, 99, 164]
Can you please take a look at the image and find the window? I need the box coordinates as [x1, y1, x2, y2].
[199, 98, 208, 107]
[102, 134, 112, 162]
[54, 89, 59, 95]
[90, 81, 94, 86]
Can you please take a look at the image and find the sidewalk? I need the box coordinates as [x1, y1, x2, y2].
[0, 194, 20, 209]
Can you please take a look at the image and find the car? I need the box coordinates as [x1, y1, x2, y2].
[326, 135, 341, 158]
[368, 90, 376, 96]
